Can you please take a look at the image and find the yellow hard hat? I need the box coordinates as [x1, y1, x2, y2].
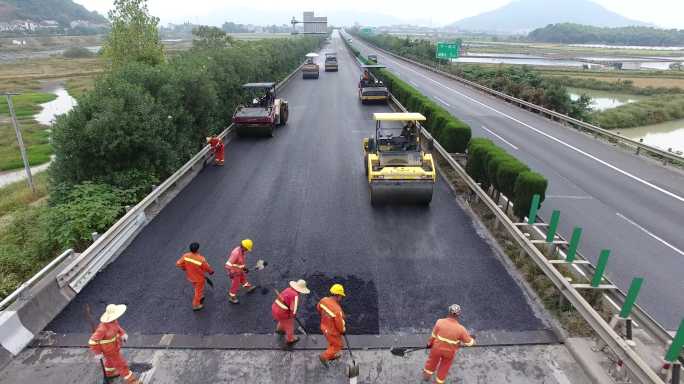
[241, 239, 253, 251]
[330, 283, 345, 297]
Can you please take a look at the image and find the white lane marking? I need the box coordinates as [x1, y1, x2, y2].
[546, 195, 593, 200]
[409, 80, 419, 88]
[371, 47, 684, 203]
[481, 125, 519, 150]
[434, 96, 451, 107]
[616, 212, 684, 256]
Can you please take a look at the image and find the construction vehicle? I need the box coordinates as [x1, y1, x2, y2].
[363, 113, 436, 205]
[232, 83, 289, 137]
[358, 64, 389, 104]
[302, 53, 320, 79]
[324, 52, 338, 72]
[367, 54, 378, 64]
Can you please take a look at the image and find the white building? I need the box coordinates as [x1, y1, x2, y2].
[303, 11, 327, 34]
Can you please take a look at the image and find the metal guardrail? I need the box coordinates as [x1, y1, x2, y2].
[56, 62, 305, 294]
[340, 35, 666, 383]
[0, 249, 73, 310]
[347, 32, 684, 166]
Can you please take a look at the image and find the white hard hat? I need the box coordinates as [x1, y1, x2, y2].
[448, 304, 462, 316]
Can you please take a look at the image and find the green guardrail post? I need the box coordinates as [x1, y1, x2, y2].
[565, 227, 582, 262]
[527, 194, 540, 224]
[619, 277, 643, 318]
[666, 319, 684, 362]
[591, 249, 610, 287]
[546, 210, 560, 242]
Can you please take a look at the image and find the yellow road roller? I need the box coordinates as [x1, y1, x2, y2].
[363, 113, 436, 205]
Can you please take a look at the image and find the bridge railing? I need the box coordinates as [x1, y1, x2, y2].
[349, 33, 684, 167]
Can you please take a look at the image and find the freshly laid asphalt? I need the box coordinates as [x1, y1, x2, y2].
[47, 34, 546, 336]
[349, 34, 684, 330]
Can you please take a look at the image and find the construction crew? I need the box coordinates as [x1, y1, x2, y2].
[207, 135, 225, 166]
[316, 283, 347, 366]
[225, 239, 256, 304]
[272, 279, 310, 346]
[176, 242, 215, 311]
[88, 304, 141, 384]
[423, 304, 475, 383]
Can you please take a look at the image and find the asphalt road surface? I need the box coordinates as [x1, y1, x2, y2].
[47, 34, 545, 336]
[347, 33, 684, 330]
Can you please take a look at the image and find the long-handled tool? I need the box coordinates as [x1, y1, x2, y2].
[390, 346, 429, 357]
[272, 288, 308, 336]
[205, 276, 214, 288]
[85, 304, 110, 384]
[342, 334, 360, 381]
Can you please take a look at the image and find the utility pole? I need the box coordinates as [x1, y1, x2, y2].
[3, 93, 35, 194]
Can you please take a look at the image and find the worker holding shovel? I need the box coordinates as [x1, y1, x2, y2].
[88, 304, 141, 384]
[272, 279, 310, 346]
[317, 283, 347, 367]
[225, 239, 256, 304]
[422, 304, 475, 384]
[176, 242, 215, 311]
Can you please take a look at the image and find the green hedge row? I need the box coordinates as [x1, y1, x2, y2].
[467, 138, 548, 219]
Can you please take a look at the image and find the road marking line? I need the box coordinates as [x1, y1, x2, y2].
[546, 195, 592, 200]
[370, 47, 684, 203]
[434, 96, 451, 107]
[481, 125, 518, 150]
[409, 80, 421, 88]
[616, 212, 684, 256]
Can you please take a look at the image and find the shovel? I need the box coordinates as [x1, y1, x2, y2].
[390, 346, 429, 357]
[272, 288, 308, 336]
[342, 334, 360, 381]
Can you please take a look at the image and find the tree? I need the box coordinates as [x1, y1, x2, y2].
[192, 26, 234, 50]
[102, 0, 164, 67]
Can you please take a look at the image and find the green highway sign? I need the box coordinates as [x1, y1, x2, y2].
[436, 41, 461, 60]
[360, 27, 373, 34]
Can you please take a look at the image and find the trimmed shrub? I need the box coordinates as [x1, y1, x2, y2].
[466, 138, 495, 188]
[486, 151, 515, 192]
[497, 159, 530, 200]
[513, 171, 548, 220]
[438, 121, 472, 153]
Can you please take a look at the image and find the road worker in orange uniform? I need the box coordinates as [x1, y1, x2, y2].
[317, 283, 347, 366]
[272, 279, 310, 346]
[423, 304, 476, 383]
[176, 242, 215, 311]
[88, 304, 141, 384]
[225, 239, 256, 304]
[207, 135, 225, 165]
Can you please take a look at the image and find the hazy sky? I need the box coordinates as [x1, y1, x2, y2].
[74, 0, 684, 28]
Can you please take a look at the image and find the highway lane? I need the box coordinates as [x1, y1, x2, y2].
[349, 34, 684, 329]
[47, 35, 546, 336]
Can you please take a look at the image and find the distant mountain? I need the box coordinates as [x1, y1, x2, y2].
[0, 0, 107, 26]
[448, 0, 649, 34]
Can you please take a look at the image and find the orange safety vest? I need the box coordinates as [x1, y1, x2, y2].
[88, 321, 125, 356]
[176, 252, 213, 283]
[428, 317, 475, 354]
[317, 296, 346, 336]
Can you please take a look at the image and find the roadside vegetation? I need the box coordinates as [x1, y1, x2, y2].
[0, 173, 49, 219]
[550, 76, 684, 95]
[591, 95, 684, 129]
[350, 29, 592, 120]
[0, 0, 323, 300]
[529, 23, 684, 46]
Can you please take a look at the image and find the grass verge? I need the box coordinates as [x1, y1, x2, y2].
[0, 92, 56, 171]
[0, 172, 49, 218]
